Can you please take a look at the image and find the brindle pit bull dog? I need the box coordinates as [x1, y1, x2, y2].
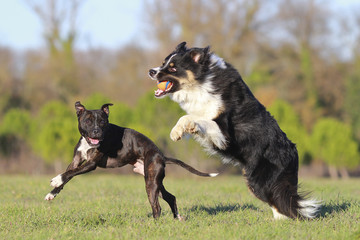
[44, 101, 217, 220]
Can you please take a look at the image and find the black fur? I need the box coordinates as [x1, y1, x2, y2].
[149, 42, 320, 219]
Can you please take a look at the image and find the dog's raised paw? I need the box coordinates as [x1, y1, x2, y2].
[170, 127, 183, 142]
[185, 120, 199, 134]
[44, 193, 55, 201]
[50, 174, 63, 188]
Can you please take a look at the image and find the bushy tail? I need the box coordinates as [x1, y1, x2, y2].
[165, 157, 218, 177]
[271, 182, 321, 220]
[298, 198, 322, 219]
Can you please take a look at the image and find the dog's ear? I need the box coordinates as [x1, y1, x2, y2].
[75, 101, 86, 117]
[175, 42, 187, 53]
[101, 103, 113, 116]
[189, 46, 211, 64]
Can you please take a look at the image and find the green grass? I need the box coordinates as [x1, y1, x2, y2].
[0, 174, 359, 240]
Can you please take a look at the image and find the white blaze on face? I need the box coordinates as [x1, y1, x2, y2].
[163, 53, 177, 69]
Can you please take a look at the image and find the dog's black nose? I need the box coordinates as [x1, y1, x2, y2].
[149, 69, 156, 77]
[93, 129, 99, 135]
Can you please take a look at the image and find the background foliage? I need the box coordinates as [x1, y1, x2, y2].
[0, 0, 360, 177]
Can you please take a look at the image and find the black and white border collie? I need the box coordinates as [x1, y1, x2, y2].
[149, 42, 321, 219]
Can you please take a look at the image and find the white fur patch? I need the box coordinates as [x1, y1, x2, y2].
[221, 156, 239, 166]
[44, 193, 55, 201]
[210, 54, 227, 69]
[271, 207, 289, 220]
[170, 115, 227, 152]
[209, 173, 219, 177]
[50, 174, 63, 188]
[192, 118, 227, 151]
[170, 74, 227, 152]
[133, 159, 145, 176]
[298, 199, 321, 219]
[171, 80, 224, 120]
[77, 137, 94, 160]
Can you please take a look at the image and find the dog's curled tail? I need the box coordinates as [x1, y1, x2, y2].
[165, 157, 218, 177]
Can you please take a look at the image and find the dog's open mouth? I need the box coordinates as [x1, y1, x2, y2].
[155, 80, 173, 98]
[88, 137, 100, 145]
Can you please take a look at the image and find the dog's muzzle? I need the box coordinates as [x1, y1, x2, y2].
[149, 68, 160, 80]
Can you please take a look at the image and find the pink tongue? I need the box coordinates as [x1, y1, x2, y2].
[89, 138, 99, 144]
[155, 88, 164, 96]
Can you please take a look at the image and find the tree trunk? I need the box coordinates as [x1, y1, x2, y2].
[328, 165, 338, 179]
[339, 167, 350, 179]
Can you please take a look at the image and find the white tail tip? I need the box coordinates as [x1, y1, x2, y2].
[299, 199, 322, 219]
[209, 173, 219, 177]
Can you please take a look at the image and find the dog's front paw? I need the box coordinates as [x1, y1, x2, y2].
[50, 174, 63, 188]
[170, 116, 200, 141]
[44, 193, 56, 201]
[170, 125, 184, 141]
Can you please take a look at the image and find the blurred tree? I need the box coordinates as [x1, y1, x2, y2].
[274, 0, 334, 128]
[0, 108, 32, 140]
[345, 67, 360, 142]
[0, 47, 13, 114]
[132, 91, 184, 142]
[82, 92, 111, 109]
[31, 101, 78, 171]
[81, 92, 134, 128]
[0, 47, 28, 112]
[345, 9, 360, 141]
[24, 0, 84, 105]
[311, 118, 360, 178]
[0, 109, 33, 157]
[143, 0, 271, 75]
[268, 100, 311, 165]
[107, 45, 153, 104]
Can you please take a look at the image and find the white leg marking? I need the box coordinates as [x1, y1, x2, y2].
[271, 207, 289, 220]
[44, 193, 56, 201]
[170, 115, 227, 150]
[170, 115, 196, 141]
[50, 174, 64, 188]
[133, 160, 145, 176]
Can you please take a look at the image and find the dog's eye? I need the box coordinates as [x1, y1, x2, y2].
[85, 119, 92, 125]
[168, 67, 176, 73]
[99, 120, 106, 126]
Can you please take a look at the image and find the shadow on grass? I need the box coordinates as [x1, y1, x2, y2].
[318, 201, 352, 218]
[187, 203, 258, 215]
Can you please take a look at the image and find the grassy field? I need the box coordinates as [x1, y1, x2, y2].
[0, 174, 359, 240]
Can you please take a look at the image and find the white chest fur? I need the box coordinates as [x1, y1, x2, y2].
[77, 137, 94, 160]
[171, 81, 224, 119]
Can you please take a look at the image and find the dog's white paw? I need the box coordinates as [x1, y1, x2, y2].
[50, 174, 63, 188]
[170, 116, 200, 141]
[44, 193, 55, 201]
[170, 126, 184, 141]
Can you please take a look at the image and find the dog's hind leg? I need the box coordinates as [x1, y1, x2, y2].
[144, 155, 164, 219]
[159, 185, 184, 220]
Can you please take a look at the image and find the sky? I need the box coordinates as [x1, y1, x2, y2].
[0, 0, 359, 51]
[0, 0, 143, 50]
